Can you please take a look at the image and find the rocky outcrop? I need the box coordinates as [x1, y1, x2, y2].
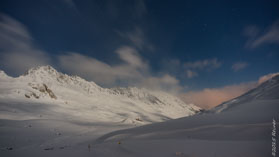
[25, 92, 39, 99]
[28, 83, 57, 99]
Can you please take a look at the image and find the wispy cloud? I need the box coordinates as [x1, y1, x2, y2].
[116, 46, 148, 69]
[244, 25, 259, 38]
[184, 58, 221, 70]
[117, 27, 154, 51]
[231, 62, 248, 72]
[245, 20, 279, 48]
[118, 27, 145, 49]
[183, 58, 221, 78]
[141, 74, 181, 93]
[0, 13, 51, 75]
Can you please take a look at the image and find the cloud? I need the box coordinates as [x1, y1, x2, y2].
[58, 46, 181, 92]
[140, 74, 181, 93]
[116, 46, 145, 67]
[184, 58, 221, 70]
[245, 20, 279, 48]
[161, 58, 221, 79]
[180, 72, 279, 109]
[231, 62, 248, 72]
[243, 25, 259, 38]
[127, 27, 144, 49]
[183, 58, 221, 78]
[0, 14, 51, 75]
[117, 27, 153, 50]
[58, 46, 149, 86]
[180, 82, 256, 109]
[58, 50, 143, 86]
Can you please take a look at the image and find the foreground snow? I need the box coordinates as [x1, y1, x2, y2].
[1, 99, 276, 157]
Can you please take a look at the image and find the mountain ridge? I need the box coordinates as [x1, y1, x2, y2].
[211, 74, 279, 113]
[0, 65, 200, 125]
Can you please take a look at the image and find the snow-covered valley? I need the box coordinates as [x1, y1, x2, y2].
[0, 65, 278, 157]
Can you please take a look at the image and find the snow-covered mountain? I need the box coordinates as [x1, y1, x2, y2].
[0, 65, 200, 125]
[211, 74, 279, 113]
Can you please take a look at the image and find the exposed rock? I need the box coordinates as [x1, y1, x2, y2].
[39, 84, 57, 99]
[25, 92, 39, 99]
[27, 83, 57, 99]
[135, 118, 143, 122]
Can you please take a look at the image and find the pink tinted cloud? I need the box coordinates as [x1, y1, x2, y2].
[180, 83, 256, 109]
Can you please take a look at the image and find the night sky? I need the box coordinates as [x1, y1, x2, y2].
[0, 0, 279, 108]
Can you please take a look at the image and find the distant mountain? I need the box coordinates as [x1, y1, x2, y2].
[0, 65, 200, 125]
[211, 74, 279, 113]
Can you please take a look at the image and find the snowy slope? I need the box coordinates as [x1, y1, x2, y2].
[211, 74, 279, 113]
[0, 65, 200, 124]
[90, 74, 279, 157]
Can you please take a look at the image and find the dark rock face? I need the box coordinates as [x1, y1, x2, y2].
[25, 92, 39, 99]
[41, 84, 57, 99]
[27, 83, 57, 99]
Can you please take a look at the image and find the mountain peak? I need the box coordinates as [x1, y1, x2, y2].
[258, 72, 279, 84]
[270, 74, 279, 81]
[0, 70, 11, 79]
[21, 65, 102, 94]
[24, 65, 58, 76]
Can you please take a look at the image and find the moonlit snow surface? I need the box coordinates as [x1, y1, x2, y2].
[0, 66, 203, 157]
[0, 66, 278, 157]
[91, 75, 279, 157]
